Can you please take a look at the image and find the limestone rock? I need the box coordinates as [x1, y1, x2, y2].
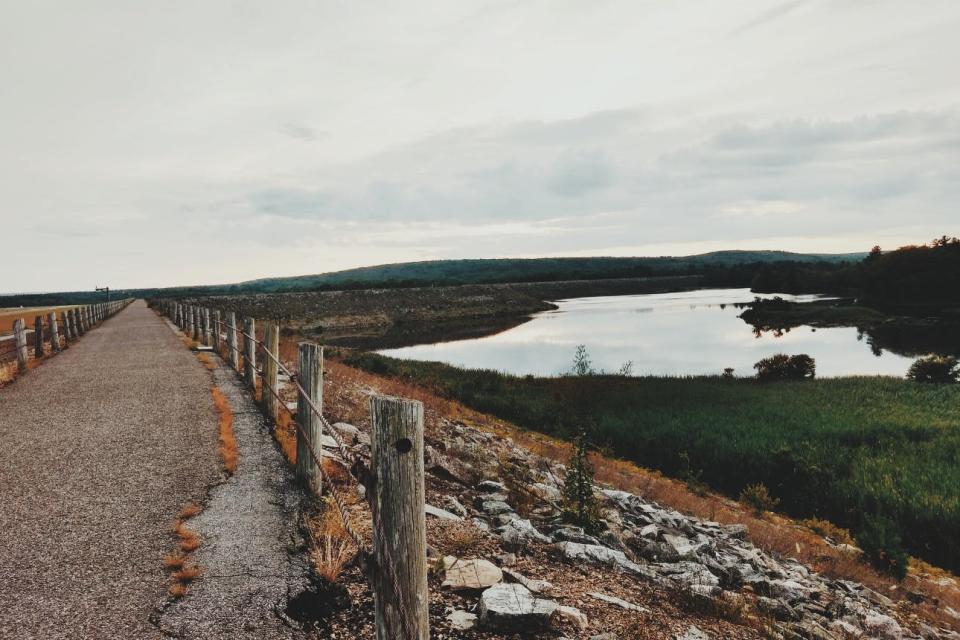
[478, 583, 557, 629]
[447, 610, 477, 630]
[503, 567, 553, 594]
[442, 558, 503, 591]
[554, 605, 589, 631]
[587, 592, 648, 612]
[425, 504, 463, 521]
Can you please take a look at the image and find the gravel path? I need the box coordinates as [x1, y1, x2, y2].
[158, 339, 309, 639]
[0, 300, 221, 639]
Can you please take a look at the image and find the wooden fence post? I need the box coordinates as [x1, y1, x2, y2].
[203, 308, 211, 346]
[13, 319, 28, 371]
[48, 313, 60, 352]
[370, 395, 428, 640]
[227, 312, 238, 371]
[212, 310, 221, 351]
[296, 342, 323, 495]
[61, 311, 72, 342]
[262, 322, 279, 424]
[34, 316, 43, 358]
[244, 317, 257, 391]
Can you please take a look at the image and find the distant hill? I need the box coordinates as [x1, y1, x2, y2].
[0, 251, 865, 305]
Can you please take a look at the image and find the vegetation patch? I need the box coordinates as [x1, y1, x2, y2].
[346, 352, 960, 574]
[212, 387, 238, 475]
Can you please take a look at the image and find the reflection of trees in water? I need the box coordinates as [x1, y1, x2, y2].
[747, 321, 960, 358]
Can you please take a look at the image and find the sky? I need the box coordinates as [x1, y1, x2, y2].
[1, 0, 958, 292]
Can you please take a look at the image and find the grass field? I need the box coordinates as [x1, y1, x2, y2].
[347, 352, 960, 573]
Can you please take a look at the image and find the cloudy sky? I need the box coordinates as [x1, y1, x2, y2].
[2, 1, 958, 292]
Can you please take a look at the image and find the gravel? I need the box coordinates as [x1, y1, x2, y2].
[0, 301, 221, 639]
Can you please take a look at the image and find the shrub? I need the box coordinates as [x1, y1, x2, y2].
[739, 483, 780, 515]
[857, 515, 908, 580]
[906, 355, 959, 383]
[562, 431, 601, 532]
[571, 345, 594, 376]
[754, 353, 815, 381]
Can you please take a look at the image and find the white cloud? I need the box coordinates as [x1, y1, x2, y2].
[0, 0, 959, 291]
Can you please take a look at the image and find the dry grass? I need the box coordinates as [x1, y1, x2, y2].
[274, 408, 297, 465]
[168, 582, 188, 599]
[174, 520, 202, 553]
[178, 503, 202, 520]
[212, 387, 237, 475]
[0, 361, 16, 386]
[308, 498, 358, 583]
[163, 553, 188, 570]
[196, 353, 216, 371]
[317, 354, 960, 632]
[172, 564, 202, 583]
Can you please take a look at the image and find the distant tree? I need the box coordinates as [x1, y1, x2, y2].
[867, 245, 882, 261]
[906, 355, 959, 383]
[754, 353, 816, 381]
[617, 360, 633, 376]
[562, 430, 600, 533]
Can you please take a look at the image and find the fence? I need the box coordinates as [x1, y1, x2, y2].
[156, 300, 428, 640]
[0, 300, 134, 374]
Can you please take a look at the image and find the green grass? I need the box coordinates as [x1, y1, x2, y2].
[347, 352, 960, 572]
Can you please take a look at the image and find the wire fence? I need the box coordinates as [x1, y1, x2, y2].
[157, 300, 427, 640]
[0, 300, 133, 371]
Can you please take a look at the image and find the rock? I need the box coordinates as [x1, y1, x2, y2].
[424, 446, 472, 485]
[554, 605, 589, 631]
[494, 552, 516, 566]
[587, 591, 648, 612]
[639, 524, 658, 538]
[756, 596, 799, 621]
[477, 480, 507, 493]
[499, 518, 551, 547]
[590, 635, 618, 640]
[550, 525, 603, 545]
[425, 504, 463, 521]
[829, 620, 863, 637]
[443, 496, 468, 518]
[471, 518, 490, 532]
[556, 541, 661, 580]
[503, 567, 553, 594]
[656, 561, 720, 587]
[481, 500, 513, 516]
[331, 422, 369, 445]
[662, 533, 701, 559]
[447, 610, 477, 630]
[863, 613, 903, 640]
[724, 523, 749, 540]
[478, 583, 558, 629]
[673, 625, 710, 640]
[442, 558, 503, 591]
[531, 482, 562, 502]
[630, 537, 681, 563]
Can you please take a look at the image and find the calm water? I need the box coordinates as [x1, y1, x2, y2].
[378, 288, 918, 378]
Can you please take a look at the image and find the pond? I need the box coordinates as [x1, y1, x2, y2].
[377, 288, 919, 378]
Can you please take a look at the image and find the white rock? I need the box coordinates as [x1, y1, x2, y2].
[447, 610, 477, 630]
[531, 482, 562, 502]
[479, 583, 558, 629]
[503, 567, 553, 594]
[863, 613, 903, 640]
[499, 518, 551, 545]
[555, 541, 659, 580]
[673, 625, 710, 640]
[555, 605, 589, 631]
[587, 591, 649, 612]
[425, 504, 463, 521]
[442, 558, 503, 591]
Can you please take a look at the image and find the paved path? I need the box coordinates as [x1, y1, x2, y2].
[0, 301, 221, 639]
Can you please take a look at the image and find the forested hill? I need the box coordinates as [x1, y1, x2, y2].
[1, 250, 864, 305]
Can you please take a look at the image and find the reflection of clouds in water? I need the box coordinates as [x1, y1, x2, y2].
[380, 288, 914, 377]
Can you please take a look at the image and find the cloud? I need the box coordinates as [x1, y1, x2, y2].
[731, 0, 810, 35]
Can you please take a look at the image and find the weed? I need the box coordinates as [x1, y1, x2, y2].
[212, 387, 237, 475]
[163, 553, 188, 570]
[308, 499, 357, 583]
[178, 504, 202, 520]
[168, 583, 188, 599]
[740, 483, 780, 516]
[172, 564, 201, 583]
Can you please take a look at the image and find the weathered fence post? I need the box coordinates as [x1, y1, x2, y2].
[48, 313, 60, 352]
[13, 319, 28, 371]
[370, 395, 428, 640]
[203, 308, 211, 346]
[61, 311, 72, 342]
[296, 342, 323, 495]
[34, 316, 43, 358]
[244, 317, 257, 391]
[227, 312, 239, 371]
[212, 310, 221, 351]
[262, 322, 279, 424]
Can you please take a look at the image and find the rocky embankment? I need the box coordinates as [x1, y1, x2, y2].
[316, 407, 960, 640]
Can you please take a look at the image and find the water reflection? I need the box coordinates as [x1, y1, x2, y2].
[378, 288, 921, 378]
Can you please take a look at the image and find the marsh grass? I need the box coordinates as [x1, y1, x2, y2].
[347, 352, 960, 573]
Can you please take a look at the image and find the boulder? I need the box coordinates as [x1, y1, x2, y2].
[478, 583, 557, 629]
[499, 518, 551, 547]
[863, 613, 903, 640]
[481, 500, 513, 516]
[447, 610, 477, 630]
[555, 541, 661, 581]
[477, 480, 507, 493]
[442, 558, 503, 591]
[443, 496, 468, 518]
[531, 482, 562, 502]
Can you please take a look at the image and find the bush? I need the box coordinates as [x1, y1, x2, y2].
[857, 515, 908, 580]
[562, 431, 601, 533]
[906, 355, 959, 383]
[739, 483, 780, 515]
[754, 353, 816, 381]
